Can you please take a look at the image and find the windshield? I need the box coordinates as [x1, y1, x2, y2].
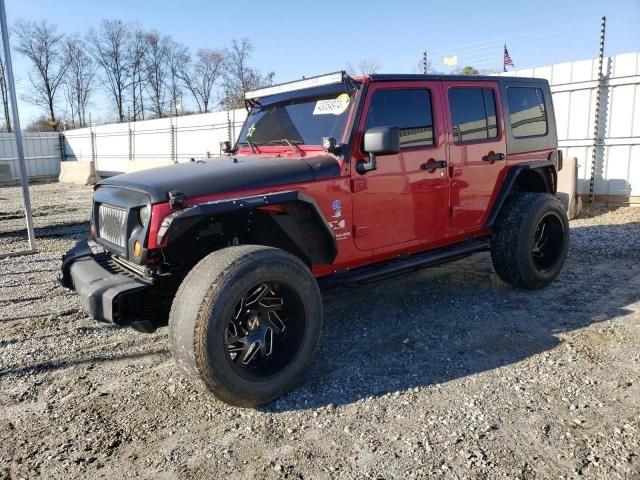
[237, 92, 353, 147]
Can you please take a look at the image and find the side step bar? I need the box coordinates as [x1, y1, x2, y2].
[319, 238, 490, 288]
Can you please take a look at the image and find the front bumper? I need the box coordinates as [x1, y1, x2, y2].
[59, 240, 153, 325]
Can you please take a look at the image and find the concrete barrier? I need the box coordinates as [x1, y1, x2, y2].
[59, 161, 96, 185]
[557, 156, 582, 219]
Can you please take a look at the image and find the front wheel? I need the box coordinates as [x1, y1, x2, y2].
[169, 245, 323, 407]
[491, 192, 569, 289]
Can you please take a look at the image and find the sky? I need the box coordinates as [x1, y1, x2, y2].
[5, 0, 640, 125]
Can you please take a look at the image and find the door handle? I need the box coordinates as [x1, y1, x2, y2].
[482, 152, 505, 162]
[420, 160, 447, 170]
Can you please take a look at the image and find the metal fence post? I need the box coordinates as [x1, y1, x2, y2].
[169, 116, 176, 163]
[128, 122, 133, 164]
[58, 132, 66, 162]
[589, 16, 606, 204]
[89, 113, 96, 166]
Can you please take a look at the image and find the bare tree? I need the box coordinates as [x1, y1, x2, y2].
[411, 58, 437, 74]
[62, 38, 95, 128]
[223, 38, 274, 109]
[166, 40, 189, 114]
[179, 48, 224, 113]
[143, 31, 170, 117]
[13, 19, 70, 129]
[87, 19, 130, 122]
[0, 57, 11, 132]
[347, 58, 381, 75]
[127, 26, 148, 120]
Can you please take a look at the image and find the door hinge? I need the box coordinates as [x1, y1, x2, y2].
[351, 178, 367, 193]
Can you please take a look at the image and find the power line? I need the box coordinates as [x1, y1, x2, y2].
[380, 15, 639, 73]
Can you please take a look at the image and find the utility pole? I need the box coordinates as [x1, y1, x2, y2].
[589, 15, 606, 204]
[0, 0, 36, 257]
[422, 51, 428, 74]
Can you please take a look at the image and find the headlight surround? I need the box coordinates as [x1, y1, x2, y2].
[139, 205, 150, 226]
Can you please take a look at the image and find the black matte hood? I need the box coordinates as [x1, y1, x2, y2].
[97, 155, 340, 203]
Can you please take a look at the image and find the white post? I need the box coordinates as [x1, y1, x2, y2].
[0, 0, 36, 253]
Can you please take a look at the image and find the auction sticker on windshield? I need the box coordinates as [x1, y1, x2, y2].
[313, 94, 350, 116]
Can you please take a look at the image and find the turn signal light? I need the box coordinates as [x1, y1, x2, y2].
[89, 223, 96, 238]
[133, 240, 142, 257]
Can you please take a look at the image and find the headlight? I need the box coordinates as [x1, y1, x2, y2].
[139, 206, 150, 226]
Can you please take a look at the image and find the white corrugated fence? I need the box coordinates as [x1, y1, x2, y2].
[0, 132, 62, 183]
[1, 52, 639, 203]
[500, 51, 640, 202]
[63, 109, 247, 176]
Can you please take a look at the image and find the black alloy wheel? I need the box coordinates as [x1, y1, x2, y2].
[531, 212, 565, 272]
[225, 282, 306, 378]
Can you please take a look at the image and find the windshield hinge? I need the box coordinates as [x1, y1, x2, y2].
[168, 190, 185, 210]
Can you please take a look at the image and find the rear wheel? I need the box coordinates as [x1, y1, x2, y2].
[169, 245, 322, 407]
[491, 192, 569, 289]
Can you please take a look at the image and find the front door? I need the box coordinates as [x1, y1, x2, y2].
[443, 81, 507, 231]
[351, 82, 449, 251]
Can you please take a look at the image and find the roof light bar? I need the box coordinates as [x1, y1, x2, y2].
[245, 71, 345, 100]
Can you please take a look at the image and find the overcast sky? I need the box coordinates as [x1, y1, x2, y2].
[5, 0, 640, 125]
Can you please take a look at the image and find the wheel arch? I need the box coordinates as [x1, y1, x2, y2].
[156, 190, 337, 268]
[486, 161, 557, 229]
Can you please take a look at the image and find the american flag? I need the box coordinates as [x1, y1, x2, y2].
[503, 44, 514, 72]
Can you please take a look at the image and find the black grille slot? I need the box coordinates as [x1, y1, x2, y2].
[197, 222, 223, 238]
[95, 252, 144, 279]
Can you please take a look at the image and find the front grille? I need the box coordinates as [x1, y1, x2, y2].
[98, 204, 127, 248]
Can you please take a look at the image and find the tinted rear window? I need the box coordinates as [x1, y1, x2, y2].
[507, 87, 548, 138]
[365, 89, 434, 148]
[448, 87, 498, 142]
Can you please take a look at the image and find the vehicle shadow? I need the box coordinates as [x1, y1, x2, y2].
[0, 324, 121, 347]
[0, 347, 170, 379]
[265, 220, 640, 412]
[0, 221, 87, 240]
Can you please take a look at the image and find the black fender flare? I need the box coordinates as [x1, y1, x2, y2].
[485, 161, 557, 229]
[155, 190, 338, 265]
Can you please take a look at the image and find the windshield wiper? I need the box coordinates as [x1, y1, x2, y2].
[269, 138, 305, 156]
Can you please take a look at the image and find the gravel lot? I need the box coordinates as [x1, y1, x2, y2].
[1, 182, 639, 479]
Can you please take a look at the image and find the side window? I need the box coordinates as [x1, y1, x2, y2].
[365, 89, 434, 148]
[448, 87, 498, 143]
[507, 87, 547, 138]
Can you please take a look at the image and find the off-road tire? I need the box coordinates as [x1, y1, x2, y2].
[169, 245, 323, 407]
[491, 192, 569, 289]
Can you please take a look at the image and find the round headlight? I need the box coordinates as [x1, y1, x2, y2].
[139, 206, 150, 226]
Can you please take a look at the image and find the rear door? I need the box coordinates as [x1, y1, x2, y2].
[351, 81, 449, 250]
[443, 81, 507, 231]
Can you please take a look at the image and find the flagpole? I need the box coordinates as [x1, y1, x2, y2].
[503, 43, 507, 72]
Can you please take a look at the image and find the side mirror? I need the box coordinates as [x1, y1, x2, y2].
[358, 126, 400, 173]
[220, 141, 234, 154]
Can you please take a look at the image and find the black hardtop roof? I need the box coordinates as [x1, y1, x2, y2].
[367, 74, 547, 84]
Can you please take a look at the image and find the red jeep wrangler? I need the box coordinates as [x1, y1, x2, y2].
[60, 72, 568, 407]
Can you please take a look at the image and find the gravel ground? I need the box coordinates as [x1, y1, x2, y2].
[1, 183, 639, 479]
